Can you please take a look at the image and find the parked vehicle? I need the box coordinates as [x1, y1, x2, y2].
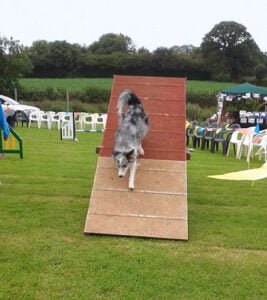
[0, 95, 40, 126]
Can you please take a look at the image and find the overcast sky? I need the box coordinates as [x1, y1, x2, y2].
[1, 0, 267, 52]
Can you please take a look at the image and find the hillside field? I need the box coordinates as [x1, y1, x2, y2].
[17, 78, 236, 119]
[20, 78, 235, 94]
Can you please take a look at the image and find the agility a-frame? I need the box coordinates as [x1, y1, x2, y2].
[84, 75, 188, 240]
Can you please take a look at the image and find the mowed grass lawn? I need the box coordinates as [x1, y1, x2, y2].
[0, 127, 266, 299]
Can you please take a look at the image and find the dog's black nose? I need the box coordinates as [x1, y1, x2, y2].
[119, 175, 123, 178]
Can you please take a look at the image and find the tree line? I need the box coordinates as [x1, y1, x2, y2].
[25, 39, 209, 79]
[1, 21, 267, 94]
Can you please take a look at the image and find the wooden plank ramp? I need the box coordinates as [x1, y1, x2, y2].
[84, 75, 188, 240]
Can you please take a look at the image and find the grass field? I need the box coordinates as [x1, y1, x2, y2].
[0, 127, 266, 299]
[20, 78, 235, 94]
[18, 78, 236, 117]
[20, 78, 113, 91]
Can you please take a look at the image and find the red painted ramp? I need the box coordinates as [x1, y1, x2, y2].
[84, 75, 188, 240]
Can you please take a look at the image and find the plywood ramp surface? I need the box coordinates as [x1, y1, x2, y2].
[84, 157, 188, 240]
[84, 75, 188, 240]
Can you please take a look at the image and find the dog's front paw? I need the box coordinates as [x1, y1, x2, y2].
[128, 184, 135, 191]
[139, 147, 144, 156]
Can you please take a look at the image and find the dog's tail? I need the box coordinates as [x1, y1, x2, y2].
[117, 89, 141, 116]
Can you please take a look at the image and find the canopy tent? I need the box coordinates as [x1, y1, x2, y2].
[221, 82, 267, 97]
[216, 83, 267, 127]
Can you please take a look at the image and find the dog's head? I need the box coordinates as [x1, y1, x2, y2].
[112, 149, 134, 177]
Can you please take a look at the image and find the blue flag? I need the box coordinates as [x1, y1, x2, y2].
[255, 122, 260, 134]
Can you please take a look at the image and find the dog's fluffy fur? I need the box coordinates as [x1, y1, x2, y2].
[112, 89, 149, 190]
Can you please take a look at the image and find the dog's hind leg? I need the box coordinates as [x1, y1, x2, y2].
[128, 161, 137, 190]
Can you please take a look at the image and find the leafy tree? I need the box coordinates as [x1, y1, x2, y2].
[0, 36, 32, 94]
[26, 40, 51, 77]
[0, 36, 32, 77]
[170, 44, 197, 55]
[255, 64, 267, 81]
[88, 33, 136, 54]
[48, 41, 83, 77]
[151, 47, 178, 75]
[151, 47, 209, 79]
[27, 40, 84, 77]
[200, 21, 263, 81]
[137, 47, 150, 54]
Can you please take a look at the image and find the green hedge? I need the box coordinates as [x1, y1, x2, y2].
[17, 86, 111, 104]
[14, 85, 217, 119]
[186, 90, 216, 107]
[17, 86, 215, 106]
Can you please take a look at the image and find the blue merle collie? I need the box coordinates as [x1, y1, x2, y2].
[112, 89, 150, 190]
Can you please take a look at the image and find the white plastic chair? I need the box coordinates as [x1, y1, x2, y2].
[95, 113, 107, 131]
[82, 113, 97, 131]
[74, 112, 84, 130]
[246, 134, 267, 163]
[237, 127, 256, 160]
[28, 110, 43, 128]
[255, 139, 267, 164]
[38, 111, 53, 129]
[50, 112, 63, 130]
[227, 130, 243, 158]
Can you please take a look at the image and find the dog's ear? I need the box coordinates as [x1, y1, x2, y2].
[112, 150, 121, 157]
[126, 149, 134, 159]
